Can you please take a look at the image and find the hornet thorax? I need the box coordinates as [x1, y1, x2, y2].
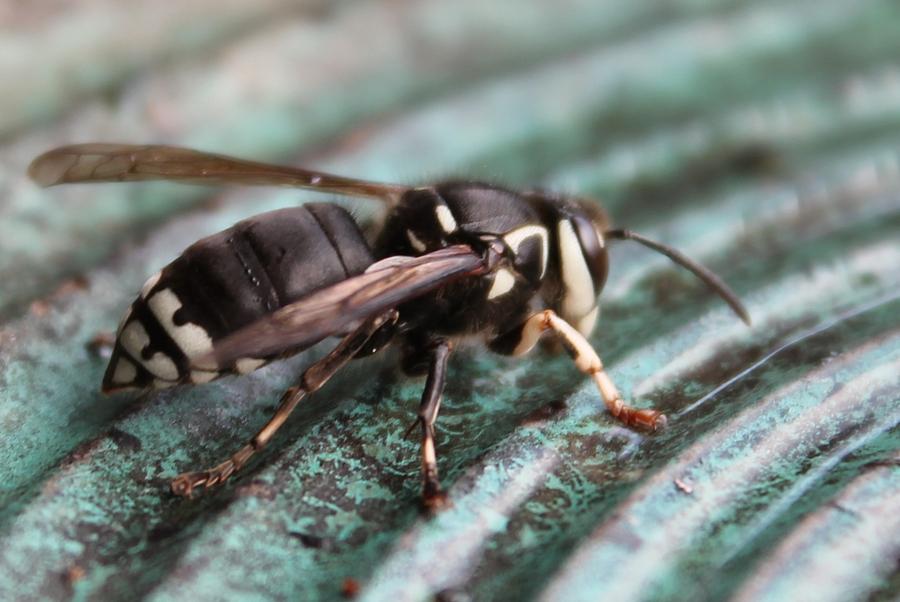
[374, 182, 610, 339]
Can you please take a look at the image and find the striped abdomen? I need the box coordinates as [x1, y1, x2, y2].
[103, 203, 374, 391]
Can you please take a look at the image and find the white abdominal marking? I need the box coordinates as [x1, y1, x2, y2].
[145, 353, 179, 380]
[235, 358, 266, 374]
[120, 320, 151, 359]
[487, 268, 517, 300]
[111, 357, 137, 384]
[147, 289, 214, 359]
[503, 225, 549, 278]
[190, 370, 219, 384]
[119, 320, 180, 380]
[435, 204, 458, 233]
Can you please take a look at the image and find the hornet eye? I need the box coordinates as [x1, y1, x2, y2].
[570, 214, 609, 294]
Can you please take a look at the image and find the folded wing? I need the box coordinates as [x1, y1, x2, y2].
[198, 245, 489, 368]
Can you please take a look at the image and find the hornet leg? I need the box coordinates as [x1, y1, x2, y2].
[170, 310, 398, 497]
[412, 339, 452, 512]
[491, 310, 666, 430]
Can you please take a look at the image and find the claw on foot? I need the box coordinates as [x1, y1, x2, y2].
[616, 406, 668, 431]
[170, 472, 207, 497]
[170, 461, 238, 497]
[421, 488, 451, 513]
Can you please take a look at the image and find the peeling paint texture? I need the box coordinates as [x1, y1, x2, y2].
[1, 1, 898, 601]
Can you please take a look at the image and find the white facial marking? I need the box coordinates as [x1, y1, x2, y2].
[147, 289, 214, 359]
[235, 357, 266, 374]
[120, 321, 151, 360]
[406, 229, 427, 252]
[190, 370, 218, 384]
[558, 220, 596, 323]
[140, 271, 162, 299]
[575, 305, 599, 336]
[503, 225, 549, 278]
[487, 268, 517, 300]
[153, 378, 176, 389]
[144, 352, 179, 380]
[111, 357, 137, 384]
[435, 204, 458, 233]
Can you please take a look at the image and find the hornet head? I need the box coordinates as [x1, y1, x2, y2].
[528, 191, 750, 337]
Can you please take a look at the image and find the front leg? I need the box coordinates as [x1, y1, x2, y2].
[490, 310, 666, 430]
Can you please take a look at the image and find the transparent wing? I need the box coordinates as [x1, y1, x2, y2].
[28, 143, 406, 203]
[197, 245, 489, 368]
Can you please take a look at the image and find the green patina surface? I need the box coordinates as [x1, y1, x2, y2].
[0, 1, 898, 600]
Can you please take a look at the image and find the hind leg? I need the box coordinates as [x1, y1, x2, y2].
[406, 339, 452, 512]
[171, 310, 398, 497]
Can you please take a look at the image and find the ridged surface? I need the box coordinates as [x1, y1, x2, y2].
[0, 1, 898, 600]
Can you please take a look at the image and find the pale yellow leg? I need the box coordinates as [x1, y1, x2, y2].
[514, 310, 666, 430]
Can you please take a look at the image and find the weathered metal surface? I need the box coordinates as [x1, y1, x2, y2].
[0, 0, 898, 600]
[0, 0, 754, 321]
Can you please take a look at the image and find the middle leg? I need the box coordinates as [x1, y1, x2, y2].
[410, 338, 452, 511]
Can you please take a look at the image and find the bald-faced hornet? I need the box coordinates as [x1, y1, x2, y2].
[29, 144, 750, 510]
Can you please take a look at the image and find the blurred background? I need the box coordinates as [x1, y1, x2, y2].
[0, 1, 898, 600]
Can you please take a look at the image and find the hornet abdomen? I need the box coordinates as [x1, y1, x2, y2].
[103, 204, 374, 391]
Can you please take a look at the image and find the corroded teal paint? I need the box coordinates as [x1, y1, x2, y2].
[0, 0, 756, 322]
[0, 0, 899, 600]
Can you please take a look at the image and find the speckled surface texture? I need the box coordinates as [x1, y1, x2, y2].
[0, 1, 898, 600]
